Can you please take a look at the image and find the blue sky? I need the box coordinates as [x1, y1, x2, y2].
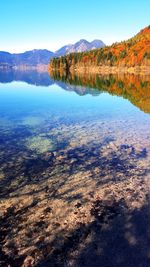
[0, 0, 149, 53]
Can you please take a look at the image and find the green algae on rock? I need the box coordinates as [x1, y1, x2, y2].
[26, 136, 56, 154]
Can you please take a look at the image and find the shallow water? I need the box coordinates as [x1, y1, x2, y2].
[0, 70, 150, 266]
[0, 70, 150, 206]
[0, 71, 150, 167]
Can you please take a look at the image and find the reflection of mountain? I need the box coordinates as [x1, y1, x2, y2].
[55, 80, 101, 96]
[1, 69, 149, 114]
[50, 71, 150, 114]
[0, 70, 54, 86]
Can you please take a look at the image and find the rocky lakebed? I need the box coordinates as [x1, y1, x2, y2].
[0, 117, 150, 267]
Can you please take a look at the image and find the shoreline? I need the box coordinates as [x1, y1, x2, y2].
[49, 65, 150, 75]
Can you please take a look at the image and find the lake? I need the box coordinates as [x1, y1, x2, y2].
[0, 70, 150, 267]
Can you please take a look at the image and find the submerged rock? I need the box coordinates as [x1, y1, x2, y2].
[26, 136, 56, 154]
[22, 255, 34, 267]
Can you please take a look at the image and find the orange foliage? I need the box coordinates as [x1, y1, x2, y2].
[50, 26, 150, 69]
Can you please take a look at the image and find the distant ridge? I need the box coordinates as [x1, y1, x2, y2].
[0, 39, 105, 68]
[55, 39, 105, 56]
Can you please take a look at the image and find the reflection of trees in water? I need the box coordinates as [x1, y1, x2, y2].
[0, 69, 149, 113]
[51, 71, 150, 113]
[0, 70, 150, 266]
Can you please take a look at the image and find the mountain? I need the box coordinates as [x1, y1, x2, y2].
[49, 26, 150, 72]
[0, 52, 13, 65]
[55, 39, 105, 56]
[0, 49, 54, 68]
[0, 39, 105, 68]
[90, 39, 105, 48]
[13, 49, 54, 66]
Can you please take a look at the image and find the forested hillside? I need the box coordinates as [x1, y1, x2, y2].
[49, 26, 150, 71]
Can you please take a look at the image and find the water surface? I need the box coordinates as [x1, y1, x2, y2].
[0, 70, 150, 266]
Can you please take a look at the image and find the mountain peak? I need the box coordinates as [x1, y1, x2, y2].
[78, 39, 89, 43]
[0, 38, 106, 67]
[90, 39, 105, 49]
[50, 25, 150, 71]
[55, 39, 105, 56]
